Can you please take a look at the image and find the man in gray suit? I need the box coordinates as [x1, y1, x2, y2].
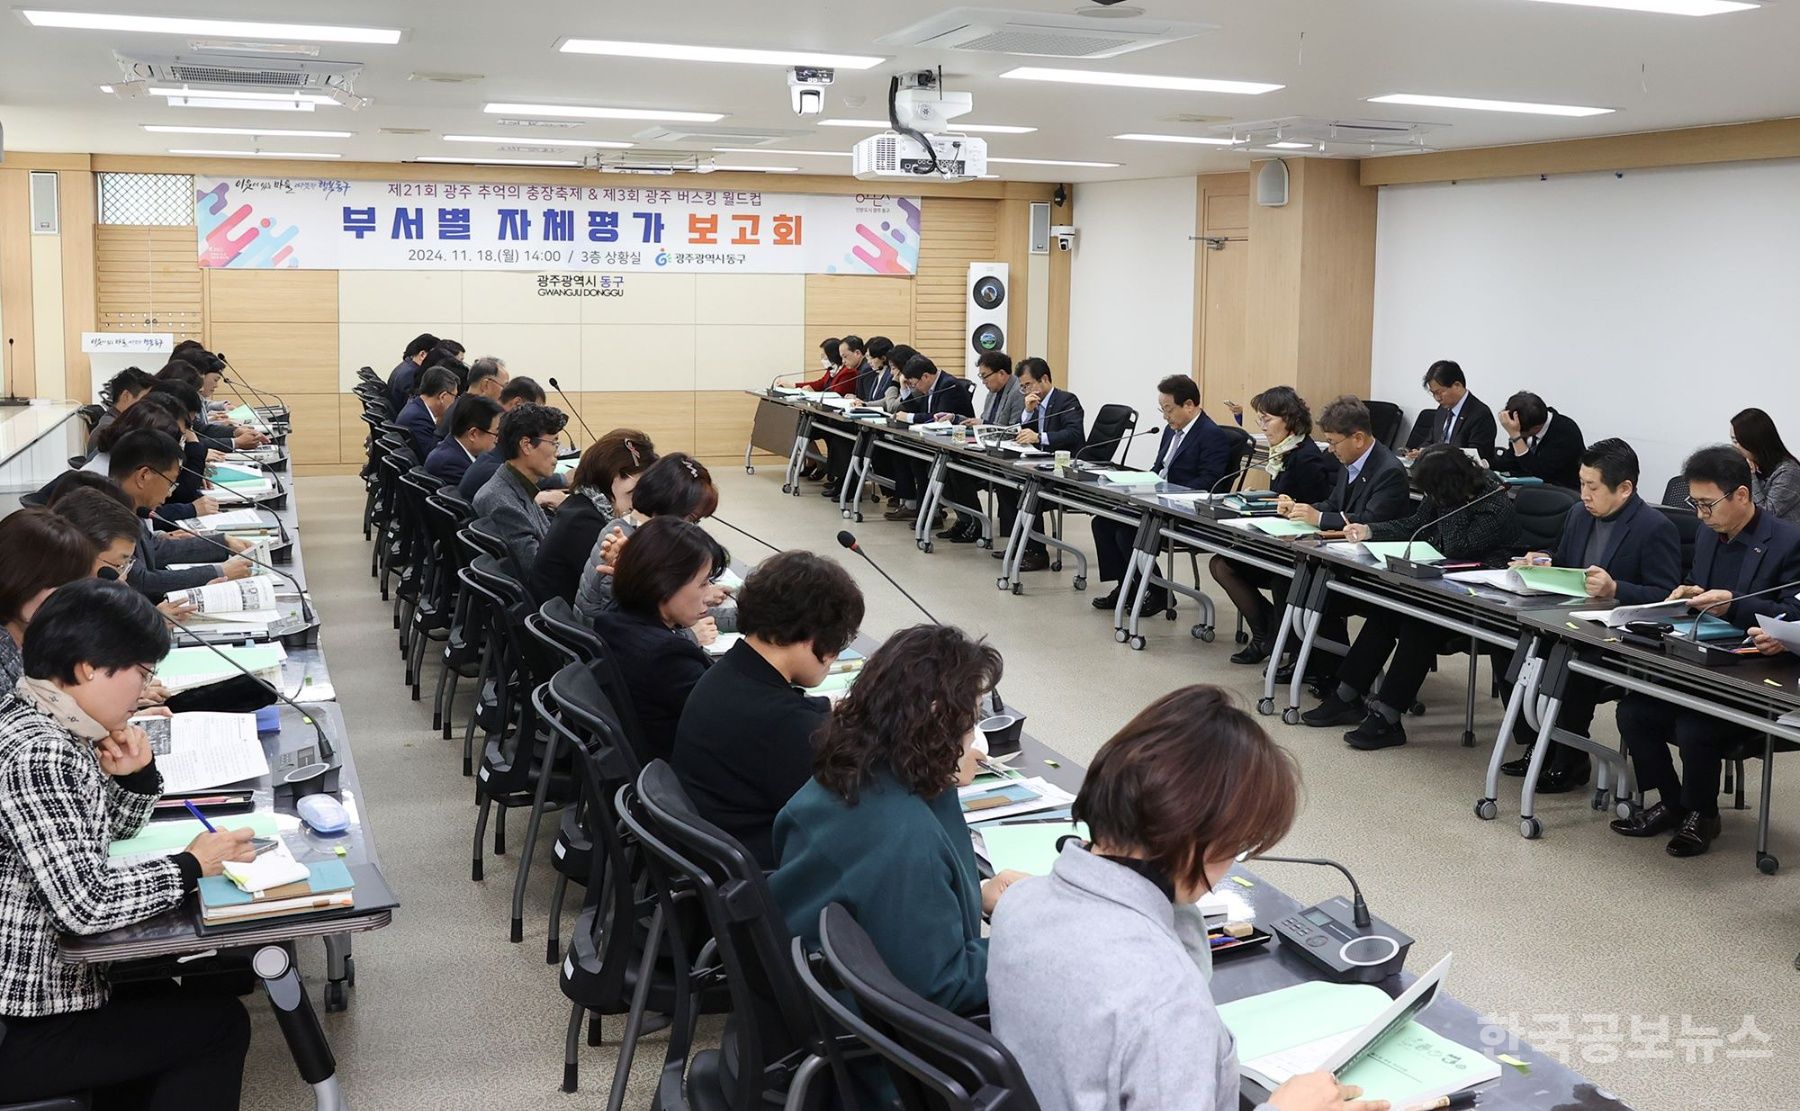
[940, 352, 1024, 544]
[473, 403, 569, 587]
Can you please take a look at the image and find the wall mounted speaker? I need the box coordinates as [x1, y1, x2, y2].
[1255, 159, 1289, 208]
[29, 171, 59, 233]
[966, 262, 1009, 378]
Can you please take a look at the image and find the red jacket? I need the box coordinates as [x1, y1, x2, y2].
[802, 364, 860, 396]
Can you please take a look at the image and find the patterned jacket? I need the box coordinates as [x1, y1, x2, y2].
[0, 681, 188, 1017]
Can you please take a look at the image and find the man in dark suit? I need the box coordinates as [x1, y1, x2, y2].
[941, 352, 1024, 544]
[1090, 375, 1234, 607]
[671, 551, 865, 868]
[396, 365, 460, 461]
[886, 354, 974, 528]
[985, 358, 1086, 570]
[1280, 396, 1412, 531]
[1498, 438, 1681, 792]
[1611, 445, 1800, 857]
[386, 332, 439, 413]
[1493, 390, 1583, 489]
[1416, 359, 1498, 464]
[425, 394, 503, 487]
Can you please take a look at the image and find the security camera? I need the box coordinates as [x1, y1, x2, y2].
[788, 66, 834, 116]
[1050, 224, 1078, 251]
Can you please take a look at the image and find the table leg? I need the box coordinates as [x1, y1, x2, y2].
[999, 483, 1038, 593]
[253, 944, 348, 1111]
[1518, 695, 1563, 840]
[1112, 514, 1154, 636]
[1260, 564, 1313, 715]
[915, 455, 949, 551]
[781, 413, 813, 495]
[1478, 636, 1541, 821]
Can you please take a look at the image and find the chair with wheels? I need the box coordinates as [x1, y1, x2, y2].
[1365, 400, 1404, 451]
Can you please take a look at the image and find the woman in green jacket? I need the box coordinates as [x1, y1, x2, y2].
[768, 623, 1024, 1016]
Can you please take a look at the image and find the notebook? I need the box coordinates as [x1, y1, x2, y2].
[199, 859, 356, 925]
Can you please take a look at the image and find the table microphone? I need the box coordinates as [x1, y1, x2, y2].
[1387, 481, 1510, 579]
[545, 377, 597, 448]
[1242, 852, 1413, 983]
[149, 509, 314, 628]
[215, 352, 288, 416]
[1665, 577, 1800, 667]
[836, 530, 938, 624]
[161, 612, 334, 762]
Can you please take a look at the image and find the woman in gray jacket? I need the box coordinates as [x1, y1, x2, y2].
[987, 686, 1388, 1111]
[1731, 408, 1800, 525]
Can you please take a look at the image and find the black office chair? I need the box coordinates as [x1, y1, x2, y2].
[1404, 409, 1436, 452]
[1365, 400, 1404, 451]
[1661, 475, 1691, 509]
[419, 491, 475, 726]
[75, 403, 107, 438]
[1510, 484, 1579, 554]
[806, 903, 1042, 1111]
[1653, 503, 1702, 578]
[537, 596, 606, 665]
[1075, 404, 1137, 464]
[625, 761, 835, 1111]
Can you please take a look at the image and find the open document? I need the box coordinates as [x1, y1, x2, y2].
[167, 575, 280, 619]
[133, 711, 271, 794]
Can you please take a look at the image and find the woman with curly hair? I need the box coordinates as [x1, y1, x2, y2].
[767, 623, 1023, 1015]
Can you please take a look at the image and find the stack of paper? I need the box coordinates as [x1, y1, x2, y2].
[1247, 518, 1319, 538]
[1095, 470, 1164, 486]
[1329, 540, 1447, 563]
[192, 508, 275, 533]
[132, 711, 269, 794]
[956, 776, 1075, 822]
[1570, 601, 1745, 640]
[155, 643, 287, 693]
[1447, 566, 1589, 597]
[200, 857, 356, 925]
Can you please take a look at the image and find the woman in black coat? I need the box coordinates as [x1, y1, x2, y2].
[1209, 386, 1340, 665]
[531, 430, 657, 604]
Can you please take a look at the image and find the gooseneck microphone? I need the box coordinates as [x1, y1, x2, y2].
[179, 462, 289, 543]
[709, 515, 782, 554]
[1074, 425, 1161, 468]
[1251, 853, 1373, 927]
[836, 530, 937, 624]
[161, 612, 334, 761]
[216, 352, 287, 415]
[150, 509, 314, 628]
[545, 377, 598, 448]
[1388, 480, 1511, 579]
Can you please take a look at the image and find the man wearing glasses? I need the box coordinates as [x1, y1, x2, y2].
[104, 430, 251, 600]
[473, 404, 570, 583]
[426, 394, 504, 486]
[939, 352, 1025, 545]
[1611, 444, 1800, 857]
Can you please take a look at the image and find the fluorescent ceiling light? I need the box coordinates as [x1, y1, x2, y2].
[414, 156, 582, 167]
[988, 156, 1121, 168]
[1266, 141, 1314, 150]
[1504, 0, 1757, 14]
[1113, 132, 1237, 146]
[713, 146, 851, 158]
[557, 38, 882, 69]
[150, 86, 337, 105]
[485, 101, 724, 123]
[1368, 92, 1613, 117]
[1001, 66, 1282, 96]
[817, 118, 1036, 135]
[444, 134, 632, 148]
[164, 96, 314, 112]
[143, 124, 353, 137]
[711, 164, 799, 173]
[168, 148, 342, 159]
[18, 10, 402, 44]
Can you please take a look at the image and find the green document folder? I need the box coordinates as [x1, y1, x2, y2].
[210, 463, 267, 488]
[227, 405, 257, 423]
[109, 813, 279, 861]
[1249, 518, 1319, 537]
[1363, 541, 1446, 563]
[976, 822, 1088, 875]
[1097, 470, 1164, 486]
[157, 644, 285, 683]
[1513, 565, 1590, 597]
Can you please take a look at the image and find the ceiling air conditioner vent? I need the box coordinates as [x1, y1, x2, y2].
[878, 7, 1210, 60]
[633, 125, 813, 147]
[117, 50, 363, 90]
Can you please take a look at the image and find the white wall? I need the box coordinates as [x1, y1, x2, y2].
[1371, 160, 1800, 493]
[1068, 176, 1196, 467]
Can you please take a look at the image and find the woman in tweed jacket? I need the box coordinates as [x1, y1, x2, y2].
[0, 579, 253, 1108]
[1302, 445, 1523, 750]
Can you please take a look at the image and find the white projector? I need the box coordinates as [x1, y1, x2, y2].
[853, 132, 986, 183]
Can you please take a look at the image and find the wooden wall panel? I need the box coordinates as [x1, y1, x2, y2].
[1296, 159, 1377, 404]
[207, 269, 337, 322]
[579, 391, 697, 457]
[206, 322, 341, 394]
[278, 393, 342, 470]
[94, 225, 202, 341]
[0, 171, 38, 395]
[1192, 172, 1251, 415]
[802, 274, 913, 367]
[58, 172, 97, 399]
[694, 390, 763, 459]
[912, 198, 999, 373]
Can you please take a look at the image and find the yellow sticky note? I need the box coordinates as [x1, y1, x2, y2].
[334, 846, 348, 857]
[1230, 875, 1255, 888]
[1498, 1053, 1530, 1073]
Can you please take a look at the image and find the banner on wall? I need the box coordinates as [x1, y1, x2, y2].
[194, 176, 921, 276]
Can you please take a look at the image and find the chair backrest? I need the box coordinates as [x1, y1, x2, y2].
[1661, 474, 1691, 509]
[1405, 408, 1436, 451]
[356, 365, 380, 384]
[630, 760, 823, 1109]
[814, 903, 1042, 1111]
[580, 622, 656, 772]
[466, 518, 511, 560]
[1076, 404, 1137, 464]
[1510, 484, 1580, 553]
[465, 554, 535, 750]
[536, 596, 605, 664]
[1219, 424, 1256, 491]
[76, 403, 107, 434]
[1364, 400, 1404, 451]
[1654, 502, 1703, 577]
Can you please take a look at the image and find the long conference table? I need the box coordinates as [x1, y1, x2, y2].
[57, 409, 395, 1111]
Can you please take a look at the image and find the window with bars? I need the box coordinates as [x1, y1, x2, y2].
[98, 173, 195, 226]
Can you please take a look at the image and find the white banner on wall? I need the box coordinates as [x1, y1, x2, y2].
[194, 176, 922, 276]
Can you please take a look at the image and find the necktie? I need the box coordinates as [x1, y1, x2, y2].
[984, 390, 999, 424]
[1441, 408, 1454, 441]
[1159, 428, 1183, 474]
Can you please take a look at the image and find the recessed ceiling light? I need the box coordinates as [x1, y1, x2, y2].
[556, 38, 882, 69]
[18, 10, 403, 44]
[711, 164, 800, 173]
[1000, 66, 1282, 96]
[1367, 93, 1613, 117]
[1266, 141, 1314, 150]
[817, 118, 1037, 135]
[1113, 133, 1237, 145]
[444, 134, 632, 148]
[150, 86, 338, 105]
[414, 156, 583, 167]
[1502, 0, 1757, 14]
[162, 96, 315, 112]
[988, 157, 1122, 168]
[168, 148, 342, 159]
[143, 124, 353, 137]
[485, 102, 725, 123]
[713, 146, 852, 158]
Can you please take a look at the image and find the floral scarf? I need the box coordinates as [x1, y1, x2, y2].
[1263, 433, 1305, 479]
[14, 676, 111, 742]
